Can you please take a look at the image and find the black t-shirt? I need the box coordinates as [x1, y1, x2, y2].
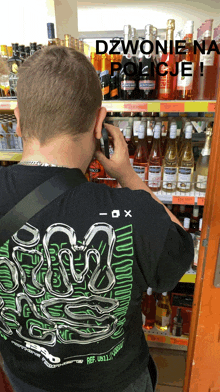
[0, 165, 194, 392]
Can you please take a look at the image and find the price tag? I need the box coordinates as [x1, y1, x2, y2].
[172, 196, 195, 205]
[197, 197, 205, 206]
[147, 334, 166, 343]
[184, 101, 208, 112]
[10, 101, 17, 110]
[160, 102, 184, 112]
[102, 102, 113, 112]
[170, 337, 188, 346]
[124, 102, 148, 112]
[147, 102, 160, 112]
[208, 102, 216, 112]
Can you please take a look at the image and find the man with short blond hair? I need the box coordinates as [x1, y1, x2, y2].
[0, 46, 193, 392]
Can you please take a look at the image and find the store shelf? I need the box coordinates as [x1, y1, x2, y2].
[143, 326, 188, 351]
[0, 99, 216, 113]
[102, 100, 216, 113]
[0, 151, 22, 161]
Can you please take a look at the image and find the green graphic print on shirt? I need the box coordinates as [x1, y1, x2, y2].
[0, 222, 134, 368]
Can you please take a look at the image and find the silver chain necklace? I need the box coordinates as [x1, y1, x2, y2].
[18, 161, 66, 167]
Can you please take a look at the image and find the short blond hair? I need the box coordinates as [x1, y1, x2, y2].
[17, 46, 102, 145]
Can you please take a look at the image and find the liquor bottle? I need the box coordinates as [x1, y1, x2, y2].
[18, 45, 26, 61]
[89, 157, 106, 184]
[158, 19, 176, 100]
[100, 54, 110, 100]
[25, 46, 30, 58]
[172, 308, 183, 336]
[104, 139, 118, 188]
[178, 205, 186, 224]
[146, 120, 155, 148]
[0, 46, 10, 97]
[195, 125, 212, 192]
[198, 20, 217, 100]
[148, 124, 162, 191]
[192, 218, 203, 271]
[119, 25, 139, 100]
[177, 124, 194, 192]
[139, 25, 156, 100]
[176, 21, 195, 100]
[47, 23, 56, 46]
[8, 44, 23, 97]
[125, 126, 136, 166]
[155, 292, 172, 331]
[110, 54, 119, 100]
[55, 38, 60, 46]
[30, 43, 37, 56]
[90, 52, 99, 76]
[190, 206, 199, 233]
[178, 121, 191, 156]
[79, 40, 84, 54]
[142, 288, 156, 330]
[133, 124, 148, 181]
[162, 124, 178, 192]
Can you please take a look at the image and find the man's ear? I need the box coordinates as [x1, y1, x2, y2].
[14, 106, 22, 137]
[94, 107, 107, 140]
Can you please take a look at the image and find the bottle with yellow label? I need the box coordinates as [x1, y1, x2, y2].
[100, 54, 110, 100]
[8, 43, 23, 96]
[155, 292, 172, 331]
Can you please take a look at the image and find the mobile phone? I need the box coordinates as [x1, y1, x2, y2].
[100, 125, 109, 159]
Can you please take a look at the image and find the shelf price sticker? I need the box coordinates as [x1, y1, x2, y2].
[124, 102, 148, 112]
[172, 196, 195, 205]
[184, 101, 208, 112]
[208, 102, 216, 112]
[197, 197, 205, 206]
[146, 334, 166, 343]
[170, 337, 188, 346]
[160, 102, 184, 112]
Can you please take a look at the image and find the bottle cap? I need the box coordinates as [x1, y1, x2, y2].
[183, 217, 190, 229]
[193, 206, 199, 218]
[167, 19, 175, 29]
[147, 287, 153, 295]
[199, 218, 203, 231]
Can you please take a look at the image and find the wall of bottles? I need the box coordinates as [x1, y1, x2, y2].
[91, 19, 220, 101]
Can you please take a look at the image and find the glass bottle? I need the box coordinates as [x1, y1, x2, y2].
[176, 21, 195, 100]
[158, 19, 176, 100]
[119, 25, 139, 100]
[142, 288, 156, 330]
[172, 308, 183, 336]
[25, 46, 30, 58]
[183, 217, 190, 232]
[155, 292, 172, 331]
[100, 54, 110, 100]
[195, 125, 212, 192]
[133, 124, 148, 181]
[47, 23, 56, 46]
[148, 124, 162, 191]
[177, 124, 194, 192]
[8, 43, 23, 97]
[139, 25, 156, 100]
[162, 124, 178, 192]
[190, 206, 199, 233]
[192, 218, 203, 271]
[64, 34, 71, 48]
[125, 126, 136, 167]
[110, 54, 119, 100]
[198, 19, 217, 100]
[18, 45, 26, 61]
[30, 43, 37, 56]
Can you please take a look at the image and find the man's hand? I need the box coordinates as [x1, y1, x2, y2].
[95, 123, 135, 183]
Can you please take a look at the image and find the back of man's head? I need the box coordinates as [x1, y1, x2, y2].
[17, 46, 102, 146]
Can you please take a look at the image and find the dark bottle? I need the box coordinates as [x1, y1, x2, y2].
[172, 308, 183, 337]
[190, 206, 199, 233]
[100, 54, 110, 100]
[25, 46, 30, 58]
[30, 43, 37, 56]
[47, 23, 56, 46]
[139, 25, 156, 100]
[119, 25, 139, 100]
[18, 45, 26, 61]
[37, 44, 43, 50]
[8, 43, 23, 96]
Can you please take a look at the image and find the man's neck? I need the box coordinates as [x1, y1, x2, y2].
[20, 135, 95, 174]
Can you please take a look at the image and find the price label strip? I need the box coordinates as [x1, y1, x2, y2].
[146, 334, 166, 343]
[170, 337, 188, 346]
[160, 102, 185, 112]
[172, 196, 195, 205]
[197, 197, 205, 206]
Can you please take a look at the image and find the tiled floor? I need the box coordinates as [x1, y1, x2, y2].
[149, 347, 187, 392]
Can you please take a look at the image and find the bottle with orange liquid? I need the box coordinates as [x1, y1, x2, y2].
[100, 54, 110, 100]
[155, 292, 172, 331]
[142, 288, 156, 330]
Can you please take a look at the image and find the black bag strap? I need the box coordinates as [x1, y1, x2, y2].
[0, 169, 87, 247]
